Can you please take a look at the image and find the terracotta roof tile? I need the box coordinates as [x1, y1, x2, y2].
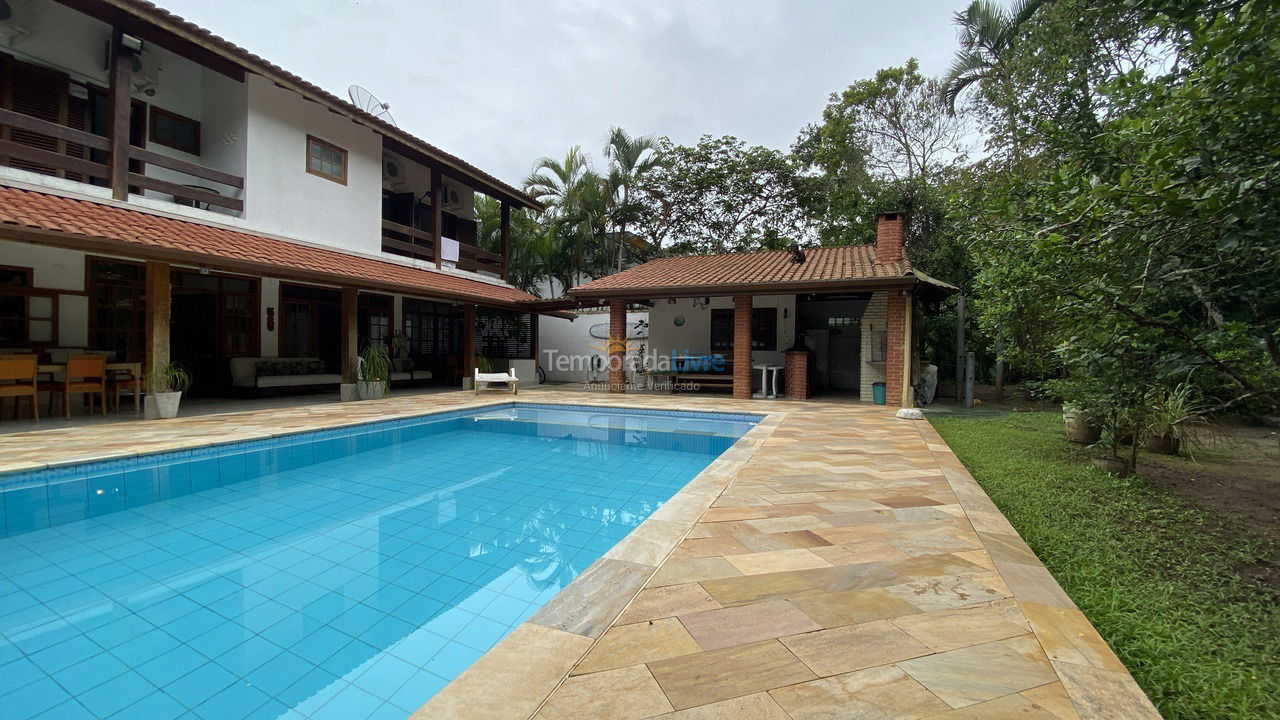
[0, 185, 538, 306]
[571, 246, 911, 296]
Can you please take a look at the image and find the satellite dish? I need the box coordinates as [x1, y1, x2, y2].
[348, 84, 396, 127]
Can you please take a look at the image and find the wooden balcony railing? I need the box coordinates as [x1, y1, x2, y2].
[0, 107, 244, 213]
[381, 219, 505, 275]
[381, 219, 437, 263]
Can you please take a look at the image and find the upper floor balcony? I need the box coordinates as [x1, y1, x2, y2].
[0, 44, 245, 214]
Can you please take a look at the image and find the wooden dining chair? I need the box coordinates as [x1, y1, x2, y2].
[51, 354, 107, 419]
[109, 367, 141, 414]
[0, 354, 39, 422]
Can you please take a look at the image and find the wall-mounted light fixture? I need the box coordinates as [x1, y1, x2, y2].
[266, 307, 275, 332]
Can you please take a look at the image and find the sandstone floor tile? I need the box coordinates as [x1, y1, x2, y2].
[886, 532, 981, 556]
[671, 536, 753, 560]
[700, 570, 818, 608]
[1021, 682, 1083, 719]
[736, 530, 832, 553]
[891, 601, 1029, 652]
[413, 623, 593, 720]
[648, 639, 817, 710]
[679, 599, 821, 651]
[530, 558, 653, 638]
[649, 691, 791, 719]
[703, 506, 767, 522]
[780, 620, 931, 677]
[619, 582, 723, 624]
[927, 692, 1064, 719]
[993, 561, 1077, 609]
[979, 531, 1041, 565]
[874, 495, 945, 508]
[573, 617, 702, 675]
[799, 562, 908, 593]
[724, 548, 832, 575]
[1051, 660, 1161, 720]
[1019, 601, 1126, 672]
[769, 665, 950, 720]
[537, 664, 673, 719]
[790, 587, 922, 628]
[952, 549, 996, 570]
[810, 540, 910, 567]
[649, 556, 743, 587]
[745, 515, 830, 533]
[897, 635, 1057, 709]
[886, 572, 1009, 612]
[887, 552, 988, 579]
[812, 525, 896, 545]
[606, 519, 690, 567]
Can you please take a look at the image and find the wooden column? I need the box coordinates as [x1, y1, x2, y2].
[107, 33, 134, 201]
[608, 300, 626, 393]
[499, 201, 511, 281]
[462, 303, 476, 381]
[144, 261, 170, 376]
[732, 295, 752, 399]
[340, 287, 358, 383]
[901, 292, 915, 407]
[431, 168, 443, 269]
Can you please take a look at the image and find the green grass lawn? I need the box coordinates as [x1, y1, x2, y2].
[929, 411, 1279, 720]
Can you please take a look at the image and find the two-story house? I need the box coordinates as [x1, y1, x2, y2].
[0, 0, 555, 401]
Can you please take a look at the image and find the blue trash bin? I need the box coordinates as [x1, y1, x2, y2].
[872, 381, 886, 405]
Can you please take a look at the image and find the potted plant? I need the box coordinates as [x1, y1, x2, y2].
[1144, 382, 1207, 455]
[147, 362, 191, 419]
[356, 342, 391, 400]
[1062, 402, 1102, 444]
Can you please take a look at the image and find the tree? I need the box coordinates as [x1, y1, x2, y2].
[638, 135, 809, 254]
[603, 127, 661, 272]
[941, 0, 1044, 112]
[793, 59, 969, 247]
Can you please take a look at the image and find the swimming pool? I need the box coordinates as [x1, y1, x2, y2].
[0, 403, 759, 719]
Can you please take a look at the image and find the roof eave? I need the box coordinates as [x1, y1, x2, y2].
[94, 0, 544, 212]
[568, 274, 920, 300]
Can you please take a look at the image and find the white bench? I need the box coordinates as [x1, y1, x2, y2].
[474, 368, 518, 395]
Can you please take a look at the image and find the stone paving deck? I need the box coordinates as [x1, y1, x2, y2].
[0, 386, 1161, 719]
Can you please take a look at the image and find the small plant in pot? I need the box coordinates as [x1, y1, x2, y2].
[1144, 382, 1208, 456]
[147, 362, 191, 419]
[357, 342, 392, 400]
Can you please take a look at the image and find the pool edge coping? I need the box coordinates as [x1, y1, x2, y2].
[409, 407, 787, 720]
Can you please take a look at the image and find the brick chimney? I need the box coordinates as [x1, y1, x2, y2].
[875, 212, 904, 265]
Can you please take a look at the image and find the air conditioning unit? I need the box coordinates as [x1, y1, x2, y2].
[382, 153, 405, 185]
[441, 186, 463, 212]
[0, 0, 39, 45]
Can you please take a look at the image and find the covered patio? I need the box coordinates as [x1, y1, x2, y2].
[568, 213, 955, 406]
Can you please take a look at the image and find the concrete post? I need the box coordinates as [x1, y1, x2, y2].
[964, 351, 975, 408]
[955, 295, 966, 401]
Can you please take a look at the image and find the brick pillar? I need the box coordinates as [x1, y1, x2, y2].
[733, 295, 752, 399]
[608, 300, 626, 393]
[785, 351, 809, 400]
[885, 290, 908, 407]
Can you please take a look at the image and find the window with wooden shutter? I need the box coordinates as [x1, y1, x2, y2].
[0, 56, 71, 177]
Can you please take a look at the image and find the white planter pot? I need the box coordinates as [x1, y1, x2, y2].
[339, 383, 359, 402]
[153, 391, 182, 419]
[357, 381, 388, 400]
[462, 378, 474, 390]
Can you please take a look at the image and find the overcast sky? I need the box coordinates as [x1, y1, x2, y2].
[162, 0, 969, 187]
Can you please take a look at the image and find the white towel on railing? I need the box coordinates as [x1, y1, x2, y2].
[441, 237, 460, 262]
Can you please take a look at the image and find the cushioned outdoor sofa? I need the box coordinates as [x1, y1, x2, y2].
[230, 357, 433, 395]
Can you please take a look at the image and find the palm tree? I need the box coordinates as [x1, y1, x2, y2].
[603, 127, 661, 272]
[523, 146, 591, 217]
[942, 0, 1045, 113]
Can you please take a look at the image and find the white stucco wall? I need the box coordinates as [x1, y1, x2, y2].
[860, 291, 888, 401]
[647, 295, 796, 369]
[1, 238, 87, 347]
[538, 309, 649, 383]
[242, 74, 383, 253]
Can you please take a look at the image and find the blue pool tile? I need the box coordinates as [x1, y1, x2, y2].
[278, 665, 340, 708]
[109, 689, 185, 720]
[3, 676, 72, 716]
[3, 482, 49, 534]
[165, 661, 237, 708]
[53, 650, 129, 694]
[123, 466, 160, 506]
[214, 634, 285, 676]
[85, 472, 127, 517]
[31, 698, 96, 720]
[135, 644, 207, 687]
[191, 679, 272, 720]
[111, 627, 180, 666]
[311, 683, 383, 720]
[387, 669, 450, 713]
[76, 670, 157, 718]
[242, 650, 312, 698]
[0, 656, 45, 696]
[28, 634, 102, 673]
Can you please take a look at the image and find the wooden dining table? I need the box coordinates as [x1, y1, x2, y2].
[37, 362, 143, 414]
